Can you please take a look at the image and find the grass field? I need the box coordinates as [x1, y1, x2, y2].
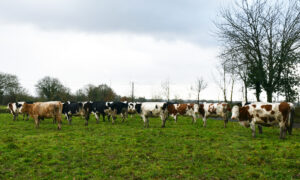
[0, 113, 299, 179]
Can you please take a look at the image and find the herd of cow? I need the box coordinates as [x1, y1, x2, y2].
[7, 100, 295, 139]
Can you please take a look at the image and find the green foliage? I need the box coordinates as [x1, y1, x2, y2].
[0, 114, 299, 179]
[35, 76, 71, 101]
[83, 84, 117, 101]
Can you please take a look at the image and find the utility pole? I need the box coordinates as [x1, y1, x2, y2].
[131, 82, 134, 102]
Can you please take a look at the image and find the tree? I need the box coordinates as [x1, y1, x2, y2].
[74, 89, 88, 102]
[161, 79, 170, 101]
[213, 64, 228, 102]
[216, 0, 300, 102]
[0, 72, 30, 104]
[84, 84, 117, 101]
[35, 76, 71, 101]
[191, 77, 207, 104]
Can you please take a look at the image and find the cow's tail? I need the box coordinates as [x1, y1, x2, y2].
[287, 106, 294, 135]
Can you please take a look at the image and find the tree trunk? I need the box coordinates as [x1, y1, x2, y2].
[244, 83, 248, 103]
[230, 78, 235, 103]
[266, 89, 273, 102]
[197, 92, 200, 104]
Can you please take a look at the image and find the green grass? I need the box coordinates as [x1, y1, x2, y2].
[0, 113, 299, 179]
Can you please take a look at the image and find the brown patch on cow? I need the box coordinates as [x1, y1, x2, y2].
[208, 104, 216, 114]
[279, 102, 290, 123]
[198, 104, 205, 117]
[252, 104, 256, 108]
[256, 114, 260, 117]
[8, 103, 14, 114]
[261, 105, 272, 111]
[239, 106, 252, 121]
[177, 104, 188, 115]
[167, 104, 177, 115]
[222, 104, 226, 107]
[271, 111, 275, 115]
[188, 104, 194, 109]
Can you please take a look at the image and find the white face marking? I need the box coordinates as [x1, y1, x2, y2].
[231, 105, 239, 119]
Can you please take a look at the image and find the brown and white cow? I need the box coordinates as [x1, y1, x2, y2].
[21, 101, 63, 130]
[231, 102, 294, 139]
[199, 103, 231, 128]
[167, 103, 199, 123]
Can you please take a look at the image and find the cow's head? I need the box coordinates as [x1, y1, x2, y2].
[231, 105, 240, 120]
[83, 101, 92, 120]
[128, 102, 136, 113]
[135, 103, 142, 114]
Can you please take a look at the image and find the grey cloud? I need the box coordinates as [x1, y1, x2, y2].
[0, 0, 229, 46]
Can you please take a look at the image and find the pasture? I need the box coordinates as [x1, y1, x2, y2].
[0, 113, 299, 179]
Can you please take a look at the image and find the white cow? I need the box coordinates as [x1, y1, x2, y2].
[133, 102, 169, 128]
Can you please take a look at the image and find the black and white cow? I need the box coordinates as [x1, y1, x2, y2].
[83, 101, 111, 126]
[62, 101, 84, 125]
[7, 101, 32, 121]
[131, 102, 169, 128]
[109, 101, 129, 124]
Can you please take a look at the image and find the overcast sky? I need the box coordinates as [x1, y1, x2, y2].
[0, 0, 265, 101]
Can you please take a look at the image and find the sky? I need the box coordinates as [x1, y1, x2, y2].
[0, 0, 265, 101]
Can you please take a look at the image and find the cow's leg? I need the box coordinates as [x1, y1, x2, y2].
[279, 122, 287, 139]
[102, 113, 105, 122]
[121, 113, 125, 122]
[94, 113, 99, 124]
[161, 114, 167, 128]
[250, 121, 256, 138]
[35, 116, 39, 128]
[13, 113, 17, 121]
[123, 111, 128, 122]
[258, 125, 263, 134]
[203, 116, 207, 127]
[57, 115, 62, 130]
[26, 114, 29, 121]
[224, 115, 228, 128]
[142, 115, 148, 128]
[65, 114, 70, 124]
[192, 114, 197, 123]
[172, 114, 177, 123]
[69, 115, 72, 125]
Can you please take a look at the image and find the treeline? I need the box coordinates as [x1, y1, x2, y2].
[0, 73, 148, 105]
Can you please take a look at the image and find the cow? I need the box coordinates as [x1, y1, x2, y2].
[20, 101, 63, 129]
[82, 101, 112, 126]
[167, 103, 200, 123]
[62, 101, 84, 125]
[231, 102, 294, 139]
[7, 102, 31, 121]
[199, 103, 231, 128]
[132, 102, 168, 128]
[109, 101, 129, 124]
[128, 102, 138, 115]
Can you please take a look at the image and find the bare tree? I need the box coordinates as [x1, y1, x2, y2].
[216, 0, 300, 102]
[191, 77, 207, 104]
[161, 79, 170, 101]
[213, 64, 228, 102]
